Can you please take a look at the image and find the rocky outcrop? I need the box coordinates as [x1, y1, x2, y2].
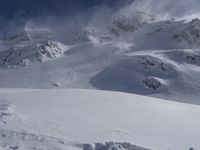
[111, 11, 154, 35]
[0, 40, 64, 67]
[172, 18, 200, 45]
[143, 77, 162, 90]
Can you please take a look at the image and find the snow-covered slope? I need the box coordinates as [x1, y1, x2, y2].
[1, 15, 200, 104]
[126, 18, 200, 50]
[1, 6, 200, 150]
[0, 88, 199, 150]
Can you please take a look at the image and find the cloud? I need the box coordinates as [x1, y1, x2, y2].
[0, 0, 131, 19]
[122, 0, 200, 20]
[1, 0, 200, 35]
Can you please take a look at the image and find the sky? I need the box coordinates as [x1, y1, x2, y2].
[0, 0, 200, 28]
[1, 0, 200, 20]
[0, 0, 133, 19]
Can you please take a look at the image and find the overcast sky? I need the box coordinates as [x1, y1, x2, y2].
[0, 0, 200, 22]
[0, 0, 133, 19]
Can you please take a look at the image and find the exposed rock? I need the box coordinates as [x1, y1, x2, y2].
[172, 18, 200, 45]
[143, 77, 162, 90]
[165, 50, 200, 66]
[138, 56, 168, 72]
[0, 40, 64, 67]
[111, 11, 154, 35]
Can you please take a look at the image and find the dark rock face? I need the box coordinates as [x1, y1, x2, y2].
[143, 77, 162, 90]
[138, 56, 170, 73]
[34, 40, 63, 59]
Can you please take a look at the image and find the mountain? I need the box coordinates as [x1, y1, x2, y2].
[1, 16, 200, 104]
[1, 2, 200, 150]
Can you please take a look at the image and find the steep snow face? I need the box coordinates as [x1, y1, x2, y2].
[0, 89, 199, 150]
[91, 55, 177, 95]
[0, 40, 65, 67]
[90, 48, 200, 104]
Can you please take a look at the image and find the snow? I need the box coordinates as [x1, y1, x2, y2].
[0, 88, 199, 150]
[1, 35, 200, 103]
[1, 8, 200, 150]
[0, 40, 67, 67]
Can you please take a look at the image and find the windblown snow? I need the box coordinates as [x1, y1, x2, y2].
[1, 3, 200, 150]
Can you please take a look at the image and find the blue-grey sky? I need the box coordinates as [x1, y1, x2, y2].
[0, 0, 133, 19]
[0, 0, 200, 23]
